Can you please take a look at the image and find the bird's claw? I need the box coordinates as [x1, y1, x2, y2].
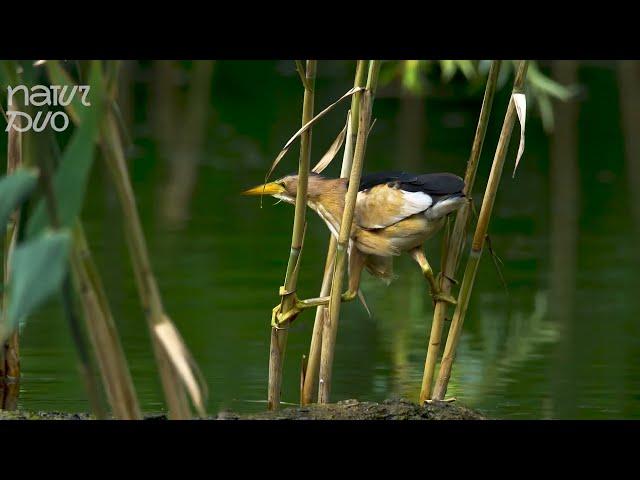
[271, 293, 303, 329]
[436, 271, 458, 286]
[431, 290, 457, 306]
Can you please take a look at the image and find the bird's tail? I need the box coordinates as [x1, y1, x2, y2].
[364, 255, 395, 285]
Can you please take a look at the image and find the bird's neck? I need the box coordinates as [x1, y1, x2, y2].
[307, 178, 347, 239]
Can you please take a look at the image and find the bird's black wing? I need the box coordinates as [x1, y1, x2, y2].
[398, 172, 465, 195]
[358, 171, 411, 191]
[358, 171, 464, 195]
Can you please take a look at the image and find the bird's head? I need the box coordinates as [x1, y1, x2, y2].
[242, 173, 332, 204]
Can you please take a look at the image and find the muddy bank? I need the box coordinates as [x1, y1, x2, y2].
[221, 399, 485, 420]
[0, 399, 485, 420]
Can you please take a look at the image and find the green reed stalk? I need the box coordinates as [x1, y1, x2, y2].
[432, 60, 529, 400]
[1, 100, 23, 410]
[419, 60, 502, 404]
[318, 60, 380, 403]
[267, 60, 317, 410]
[301, 60, 367, 405]
[70, 222, 142, 419]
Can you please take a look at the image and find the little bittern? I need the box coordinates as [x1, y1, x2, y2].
[243, 171, 467, 326]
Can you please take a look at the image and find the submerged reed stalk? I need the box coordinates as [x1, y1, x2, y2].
[70, 223, 142, 419]
[1, 100, 23, 410]
[419, 60, 502, 404]
[267, 60, 317, 410]
[301, 60, 367, 405]
[318, 60, 381, 404]
[432, 60, 529, 400]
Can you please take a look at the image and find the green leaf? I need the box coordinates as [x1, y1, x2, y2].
[44, 61, 84, 124]
[402, 60, 424, 94]
[1, 230, 72, 343]
[440, 60, 456, 82]
[0, 168, 39, 236]
[453, 60, 477, 80]
[26, 61, 104, 237]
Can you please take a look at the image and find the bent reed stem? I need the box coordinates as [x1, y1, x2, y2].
[268, 60, 317, 410]
[432, 60, 529, 401]
[318, 60, 380, 404]
[302, 60, 367, 405]
[419, 60, 502, 404]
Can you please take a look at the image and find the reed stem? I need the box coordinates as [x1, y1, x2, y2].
[318, 60, 380, 404]
[432, 60, 529, 400]
[100, 111, 192, 419]
[419, 60, 502, 404]
[1, 99, 22, 410]
[70, 222, 142, 419]
[268, 60, 317, 410]
[301, 60, 367, 405]
[34, 130, 106, 419]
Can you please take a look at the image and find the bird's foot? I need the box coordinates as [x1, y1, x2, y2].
[271, 286, 305, 329]
[271, 288, 357, 328]
[436, 271, 458, 286]
[430, 289, 457, 306]
[271, 302, 301, 329]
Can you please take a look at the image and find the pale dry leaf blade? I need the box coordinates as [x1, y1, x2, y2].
[295, 60, 310, 90]
[512, 93, 527, 178]
[312, 112, 349, 174]
[265, 86, 366, 182]
[358, 289, 373, 319]
[368, 118, 377, 137]
[154, 318, 208, 417]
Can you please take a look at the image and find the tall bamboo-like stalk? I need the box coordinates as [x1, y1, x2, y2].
[550, 60, 579, 416]
[318, 60, 381, 403]
[101, 111, 194, 419]
[432, 60, 529, 400]
[161, 61, 215, 228]
[70, 223, 142, 419]
[1, 100, 23, 410]
[48, 61, 204, 418]
[419, 60, 502, 404]
[34, 136, 106, 419]
[301, 60, 367, 405]
[267, 60, 317, 410]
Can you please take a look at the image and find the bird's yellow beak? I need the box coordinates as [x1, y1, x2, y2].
[242, 182, 285, 196]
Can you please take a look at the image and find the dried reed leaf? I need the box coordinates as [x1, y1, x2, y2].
[368, 118, 377, 136]
[312, 112, 349, 174]
[358, 289, 373, 319]
[154, 317, 208, 417]
[512, 92, 527, 177]
[266, 86, 366, 182]
[295, 61, 310, 90]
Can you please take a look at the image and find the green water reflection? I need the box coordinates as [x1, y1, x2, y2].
[16, 61, 640, 419]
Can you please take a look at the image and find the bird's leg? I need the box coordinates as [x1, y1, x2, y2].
[271, 248, 366, 327]
[409, 247, 457, 306]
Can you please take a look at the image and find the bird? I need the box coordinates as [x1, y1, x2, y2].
[243, 171, 467, 326]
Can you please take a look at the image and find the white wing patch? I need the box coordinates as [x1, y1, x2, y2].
[401, 190, 434, 215]
[356, 186, 433, 229]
